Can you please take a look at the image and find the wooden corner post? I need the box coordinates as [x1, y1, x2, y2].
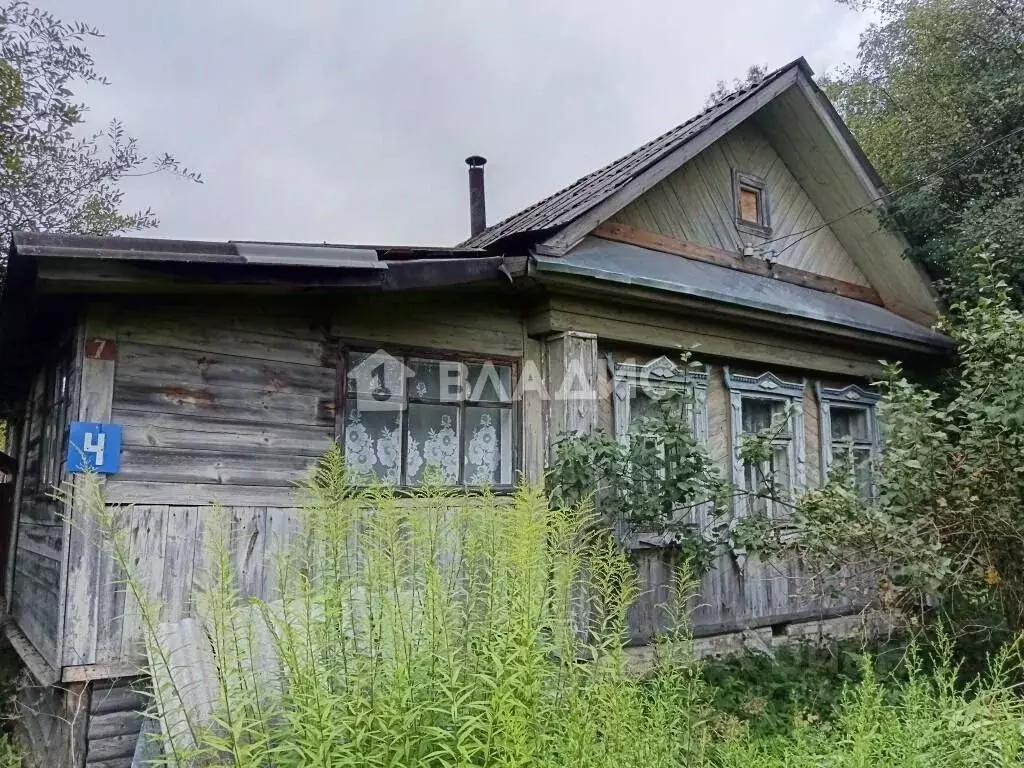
[543, 331, 600, 462]
[60, 305, 118, 669]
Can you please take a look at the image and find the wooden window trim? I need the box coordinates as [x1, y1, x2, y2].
[725, 368, 807, 523]
[733, 169, 772, 239]
[610, 355, 711, 547]
[611, 355, 709, 444]
[816, 383, 881, 496]
[336, 341, 520, 492]
[30, 340, 74, 497]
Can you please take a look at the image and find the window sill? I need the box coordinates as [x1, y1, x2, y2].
[351, 484, 518, 497]
[736, 220, 773, 240]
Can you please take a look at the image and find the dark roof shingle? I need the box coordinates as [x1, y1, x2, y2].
[462, 58, 810, 249]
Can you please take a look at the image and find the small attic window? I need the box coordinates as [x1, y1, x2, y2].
[740, 187, 760, 223]
[733, 170, 771, 238]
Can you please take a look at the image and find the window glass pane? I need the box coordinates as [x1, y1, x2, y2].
[464, 407, 512, 485]
[772, 444, 791, 493]
[347, 351, 406, 406]
[740, 187, 760, 223]
[343, 401, 403, 484]
[743, 461, 768, 515]
[629, 389, 659, 427]
[407, 404, 460, 485]
[466, 363, 512, 403]
[741, 398, 786, 434]
[853, 447, 873, 498]
[831, 407, 869, 441]
[408, 358, 466, 402]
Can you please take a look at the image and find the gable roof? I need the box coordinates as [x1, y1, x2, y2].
[464, 57, 940, 321]
[463, 58, 817, 250]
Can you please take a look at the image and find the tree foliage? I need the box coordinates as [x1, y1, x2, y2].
[0, 1, 199, 255]
[823, 0, 1024, 302]
[739, 258, 1024, 632]
[547, 385, 727, 574]
[706, 64, 768, 107]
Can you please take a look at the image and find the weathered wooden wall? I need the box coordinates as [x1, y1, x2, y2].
[595, 347, 864, 644]
[84, 677, 148, 768]
[62, 293, 533, 670]
[12, 680, 87, 768]
[55, 289, 875, 673]
[611, 119, 871, 287]
[10, 348, 76, 670]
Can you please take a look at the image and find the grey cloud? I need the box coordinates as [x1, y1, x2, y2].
[37, 0, 865, 245]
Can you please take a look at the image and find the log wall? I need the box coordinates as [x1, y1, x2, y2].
[62, 293, 532, 670]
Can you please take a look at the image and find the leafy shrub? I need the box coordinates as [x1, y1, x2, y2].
[547, 383, 726, 573]
[733, 259, 1024, 634]
[716, 635, 1024, 767]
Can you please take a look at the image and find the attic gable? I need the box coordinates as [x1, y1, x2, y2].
[611, 119, 872, 288]
[468, 58, 939, 322]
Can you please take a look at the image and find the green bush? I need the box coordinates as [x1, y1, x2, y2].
[716, 636, 1024, 767]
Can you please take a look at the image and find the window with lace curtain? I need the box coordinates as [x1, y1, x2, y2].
[340, 348, 516, 487]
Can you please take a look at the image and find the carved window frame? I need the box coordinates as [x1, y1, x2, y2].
[817, 383, 880, 494]
[725, 368, 806, 515]
[733, 169, 772, 239]
[611, 355, 710, 444]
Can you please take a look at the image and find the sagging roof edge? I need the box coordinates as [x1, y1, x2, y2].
[6, 232, 525, 294]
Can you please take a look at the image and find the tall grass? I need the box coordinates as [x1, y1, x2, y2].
[82, 448, 1024, 767]
[718, 636, 1024, 767]
[102, 449, 713, 767]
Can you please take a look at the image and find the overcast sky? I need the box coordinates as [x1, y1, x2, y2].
[36, 0, 869, 247]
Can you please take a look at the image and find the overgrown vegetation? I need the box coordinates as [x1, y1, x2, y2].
[728, 259, 1024, 635]
[547, 383, 726, 573]
[73, 452, 1024, 767]
[91, 454, 715, 767]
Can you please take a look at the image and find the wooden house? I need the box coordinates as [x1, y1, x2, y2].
[0, 58, 951, 766]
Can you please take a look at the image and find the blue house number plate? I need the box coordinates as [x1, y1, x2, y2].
[67, 422, 122, 474]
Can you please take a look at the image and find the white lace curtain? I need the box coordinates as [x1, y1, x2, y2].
[343, 352, 513, 487]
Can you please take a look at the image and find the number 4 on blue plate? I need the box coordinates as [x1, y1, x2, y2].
[67, 422, 122, 474]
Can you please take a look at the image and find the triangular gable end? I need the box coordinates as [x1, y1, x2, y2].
[524, 61, 938, 321]
[609, 119, 873, 288]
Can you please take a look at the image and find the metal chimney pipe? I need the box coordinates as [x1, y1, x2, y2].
[466, 155, 487, 237]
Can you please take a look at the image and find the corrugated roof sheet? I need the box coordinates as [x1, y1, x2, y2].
[11, 232, 488, 267]
[462, 59, 810, 249]
[534, 237, 952, 350]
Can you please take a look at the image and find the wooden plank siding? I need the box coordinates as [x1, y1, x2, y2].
[611, 119, 872, 288]
[530, 296, 889, 379]
[64, 294, 532, 669]
[10, 345, 76, 670]
[102, 295, 527, 507]
[755, 87, 937, 317]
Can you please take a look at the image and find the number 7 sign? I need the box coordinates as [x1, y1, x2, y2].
[67, 422, 122, 474]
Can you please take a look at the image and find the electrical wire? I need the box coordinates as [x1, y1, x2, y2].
[756, 123, 1024, 258]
